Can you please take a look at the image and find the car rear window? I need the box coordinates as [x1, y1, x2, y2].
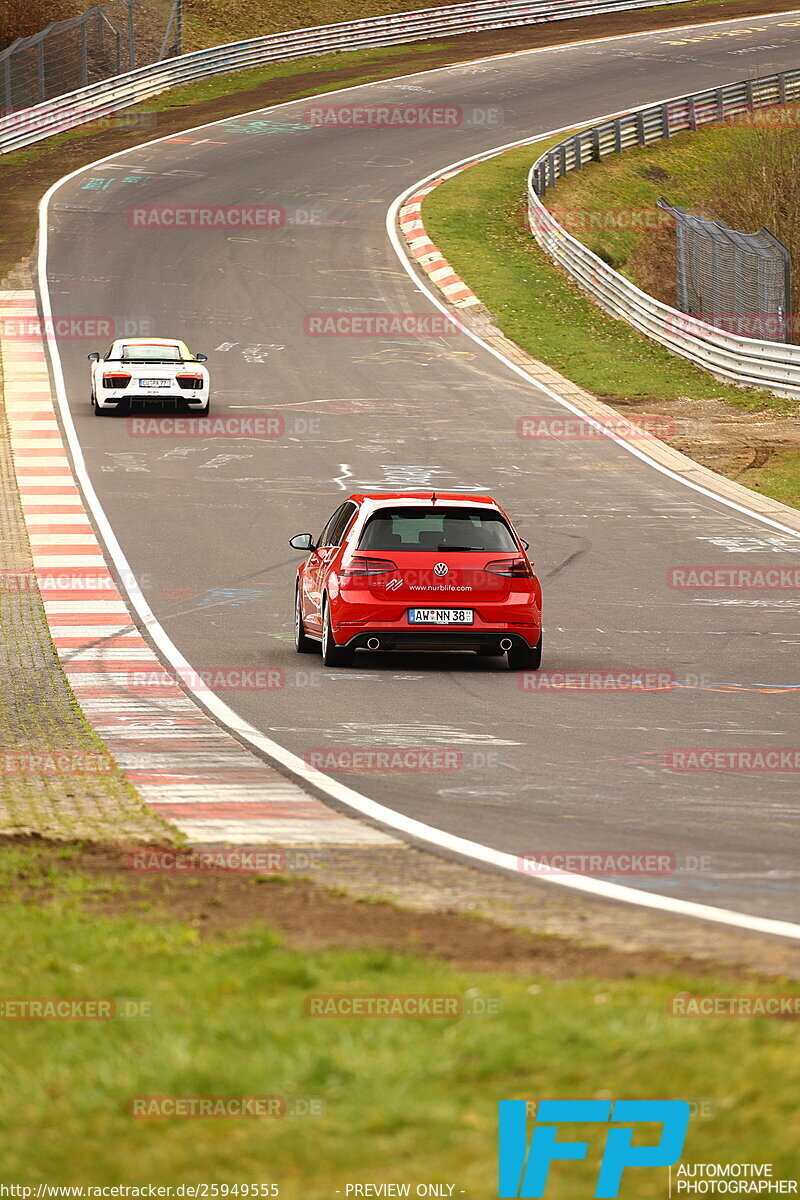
[358, 507, 518, 553]
[120, 344, 183, 362]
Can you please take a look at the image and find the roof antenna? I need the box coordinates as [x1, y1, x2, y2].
[431, 491, 437, 504]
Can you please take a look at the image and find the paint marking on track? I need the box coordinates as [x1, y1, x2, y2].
[1, 292, 396, 850]
[32, 18, 800, 938]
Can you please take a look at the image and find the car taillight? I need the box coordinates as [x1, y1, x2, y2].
[102, 372, 131, 389]
[340, 557, 398, 577]
[176, 373, 204, 391]
[484, 557, 533, 578]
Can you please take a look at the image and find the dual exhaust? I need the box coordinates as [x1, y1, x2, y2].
[364, 635, 515, 652]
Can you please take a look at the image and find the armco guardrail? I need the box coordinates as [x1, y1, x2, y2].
[0, 0, 694, 155]
[528, 70, 800, 400]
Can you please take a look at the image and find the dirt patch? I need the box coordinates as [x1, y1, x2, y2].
[4, 0, 800, 286]
[595, 391, 800, 478]
[4, 834, 797, 980]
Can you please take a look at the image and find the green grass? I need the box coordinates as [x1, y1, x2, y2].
[1, 844, 798, 1191]
[423, 139, 790, 415]
[544, 110, 800, 295]
[139, 41, 442, 114]
[738, 448, 800, 507]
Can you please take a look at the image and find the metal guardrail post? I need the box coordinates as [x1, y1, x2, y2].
[37, 41, 46, 103]
[81, 22, 88, 88]
[661, 102, 670, 139]
[636, 111, 645, 145]
[127, 0, 136, 71]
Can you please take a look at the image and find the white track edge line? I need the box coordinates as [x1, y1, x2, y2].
[35, 24, 800, 941]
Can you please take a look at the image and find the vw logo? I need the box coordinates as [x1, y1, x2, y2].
[433, 562, 448, 577]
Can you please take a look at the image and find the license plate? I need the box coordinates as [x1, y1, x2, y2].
[408, 608, 474, 625]
[139, 378, 170, 388]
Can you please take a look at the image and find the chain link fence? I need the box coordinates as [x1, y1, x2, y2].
[1, 0, 181, 113]
[658, 200, 793, 343]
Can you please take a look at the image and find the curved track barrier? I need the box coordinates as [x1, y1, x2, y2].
[1, 0, 698, 155]
[528, 70, 800, 400]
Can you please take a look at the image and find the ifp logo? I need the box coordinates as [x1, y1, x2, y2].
[498, 1099, 690, 1197]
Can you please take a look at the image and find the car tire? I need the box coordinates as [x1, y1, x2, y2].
[92, 394, 111, 416]
[321, 597, 354, 667]
[507, 633, 542, 671]
[295, 587, 317, 654]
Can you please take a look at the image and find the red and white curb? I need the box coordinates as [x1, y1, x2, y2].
[399, 170, 482, 308]
[1, 291, 396, 848]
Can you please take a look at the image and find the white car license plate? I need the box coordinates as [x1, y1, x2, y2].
[139, 378, 170, 388]
[408, 608, 474, 625]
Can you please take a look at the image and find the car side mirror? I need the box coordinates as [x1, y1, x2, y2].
[195, 353, 208, 362]
[289, 533, 315, 551]
[520, 539, 530, 550]
[88, 352, 100, 362]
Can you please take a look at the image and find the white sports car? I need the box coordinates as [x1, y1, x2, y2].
[88, 337, 210, 416]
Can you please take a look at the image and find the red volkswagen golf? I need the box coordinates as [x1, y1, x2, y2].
[290, 492, 542, 670]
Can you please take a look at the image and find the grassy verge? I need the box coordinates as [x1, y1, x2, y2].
[546, 104, 800, 318]
[2, 842, 798, 1189]
[424, 140, 787, 414]
[423, 139, 800, 507]
[180, 0, 800, 49]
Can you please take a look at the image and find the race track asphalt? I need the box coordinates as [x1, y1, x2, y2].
[42, 9, 800, 922]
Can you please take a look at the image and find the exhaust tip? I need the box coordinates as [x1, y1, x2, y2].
[366, 637, 380, 650]
[499, 638, 514, 652]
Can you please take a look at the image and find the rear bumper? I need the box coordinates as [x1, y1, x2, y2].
[340, 628, 540, 653]
[96, 393, 208, 410]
